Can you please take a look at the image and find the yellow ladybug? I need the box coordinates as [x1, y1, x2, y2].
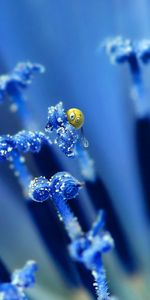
[66, 108, 84, 129]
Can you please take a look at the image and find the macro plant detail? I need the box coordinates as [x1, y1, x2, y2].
[0, 261, 38, 300]
[0, 99, 93, 192]
[0, 61, 96, 196]
[45, 101, 94, 181]
[29, 172, 114, 300]
[1, 1, 150, 296]
[0, 62, 115, 299]
[0, 60, 94, 186]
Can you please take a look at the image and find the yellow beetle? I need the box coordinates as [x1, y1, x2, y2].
[66, 108, 84, 129]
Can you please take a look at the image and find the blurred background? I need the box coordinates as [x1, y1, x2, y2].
[0, 0, 150, 299]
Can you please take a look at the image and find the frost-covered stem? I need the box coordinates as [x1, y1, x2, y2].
[52, 194, 83, 241]
[49, 173, 83, 240]
[92, 259, 110, 300]
[10, 151, 33, 195]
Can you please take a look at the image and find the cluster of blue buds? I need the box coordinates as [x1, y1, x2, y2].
[29, 172, 83, 240]
[104, 36, 150, 65]
[0, 261, 38, 300]
[45, 102, 80, 157]
[29, 172, 114, 299]
[29, 171, 82, 203]
[0, 62, 44, 104]
[0, 131, 50, 161]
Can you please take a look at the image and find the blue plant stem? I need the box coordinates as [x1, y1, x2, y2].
[88, 210, 105, 237]
[52, 194, 83, 241]
[92, 258, 110, 300]
[128, 55, 146, 108]
[105, 38, 148, 116]
[88, 213, 110, 299]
